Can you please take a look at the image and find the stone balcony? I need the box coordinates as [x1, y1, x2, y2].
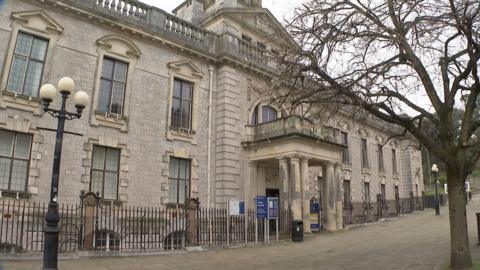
[42, 0, 276, 72]
[242, 116, 343, 146]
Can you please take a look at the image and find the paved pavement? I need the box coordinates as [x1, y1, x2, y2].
[2, 199, 480, 270]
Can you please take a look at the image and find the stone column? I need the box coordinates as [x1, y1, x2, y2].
[278, 157, 290, 211]
[300, 158, 311, 233]
[334, 164, 344, 230]
[247, 161, 258, 208]
[290, 157, 302, 220]
[324, 162, 337, 231]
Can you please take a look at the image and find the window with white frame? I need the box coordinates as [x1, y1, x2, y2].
[97, 58, 128, 115]
[90, 145, 120, 200]
[171, 79, 193, 130]
[6, 32, 48, 97]
[0, 130, 32, 192]
[168, 158, 191, 204]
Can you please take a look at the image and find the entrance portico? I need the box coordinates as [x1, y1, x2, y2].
[242, 116, 346, 233]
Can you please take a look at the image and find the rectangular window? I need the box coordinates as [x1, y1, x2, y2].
[361, 138, 369, 169]
[341, 132, 350, 164]
[171, 79, 193, 130]
[97, 57, 128, 115]
[378, 144, 384, 172]
[90, 145, 120, 200]
[392, 149, 398, 174]
[343, 180, 351, 208]
[168, 157, 191, 204]
[0, 130, 32, 192]
[381, 184, 386, 200]
[363, 182, 371, 206]
[7, 32, 48, 97]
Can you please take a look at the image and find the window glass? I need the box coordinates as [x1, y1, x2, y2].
[0, 131, 31, 192]
[0, 131, 14, 156]
[7, 33, 48, 96]
[171, 79, 193, 129]
[361, 139, 369, 169]
[261, 106, 277, 123]
[14, 134, 31, 159]
[378, 144, 384, 172]
[392, 149, 398, 174]
[90, 146, 120, 200]
[341, 132, 349, 164]
[0, 158, 11, 190]
[30, 39, 48, 61]
[168, 157, 191, 204]
[97, 58, 128, 115]
[14, 33, 33, 56]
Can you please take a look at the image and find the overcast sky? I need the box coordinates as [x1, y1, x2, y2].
[141, 0, 298, 23]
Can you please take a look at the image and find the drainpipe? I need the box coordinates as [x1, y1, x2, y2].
[207, 65, 214, 208]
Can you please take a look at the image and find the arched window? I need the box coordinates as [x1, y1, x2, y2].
[262, 106, 277, 122]
[251, 104, 278, 125]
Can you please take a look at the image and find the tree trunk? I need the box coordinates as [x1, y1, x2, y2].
[447, 169, 472, 269]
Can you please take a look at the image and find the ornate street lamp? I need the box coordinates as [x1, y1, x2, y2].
[39, 77, 89, 270]
[431, 164, 440, 216]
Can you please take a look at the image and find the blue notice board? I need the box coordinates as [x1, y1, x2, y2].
[268, 197, 279, 219]
[239, 201, 245, 215]
[256, 196, 268, 219]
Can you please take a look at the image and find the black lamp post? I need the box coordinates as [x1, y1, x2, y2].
[431, 164, 440, 216]
[39, 77, 89, 270]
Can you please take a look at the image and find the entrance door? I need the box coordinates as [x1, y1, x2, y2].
[266, 189, 279, 234]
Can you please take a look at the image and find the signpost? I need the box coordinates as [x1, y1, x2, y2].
[256, 196, 268, 219]
[268, 197, 279, 242]
[256, 196, 280, 244]
[228, 199, 245, 246]
[310, 200, 320, 232]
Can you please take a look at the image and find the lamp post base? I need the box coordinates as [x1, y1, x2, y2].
[43, 201, 60, 270]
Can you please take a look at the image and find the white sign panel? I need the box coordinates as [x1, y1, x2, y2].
[229, 200, 240, 216]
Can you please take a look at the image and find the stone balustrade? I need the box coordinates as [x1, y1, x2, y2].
[37, 0, 277, 72]
[164, 13, 206, 42]
[95, 0, 148, 20]
[243, 116, 342, 145]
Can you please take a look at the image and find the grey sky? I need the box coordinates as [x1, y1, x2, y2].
[141, 0, 298, 23]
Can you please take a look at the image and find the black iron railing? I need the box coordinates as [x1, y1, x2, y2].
[0, 198, 292, 255]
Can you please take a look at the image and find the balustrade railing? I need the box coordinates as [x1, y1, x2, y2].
[164, 14, 206, 42]
[95, 0, 148, 20]
[243, 116, 341, 145]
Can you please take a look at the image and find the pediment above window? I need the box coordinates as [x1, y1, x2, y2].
[96, 35, 141, 59]
[167, 60, 204, 79]
[11, 10, 64, 34]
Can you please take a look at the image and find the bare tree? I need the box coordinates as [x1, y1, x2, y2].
[274, 0, 480, 269]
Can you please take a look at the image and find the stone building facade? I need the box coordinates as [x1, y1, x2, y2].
[0, 0, 424, 232]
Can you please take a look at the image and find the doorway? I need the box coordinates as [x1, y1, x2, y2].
[266, 188, 279, 234]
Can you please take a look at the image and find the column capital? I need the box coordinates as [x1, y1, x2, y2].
[247, 160, 257, 167]
[300, 157, 309, 165]
[277, 157, 289, 164]
[289, 156, 301, 163]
